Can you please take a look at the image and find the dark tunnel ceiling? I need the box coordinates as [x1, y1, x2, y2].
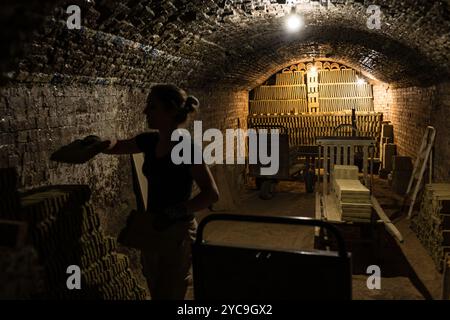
[1, 0, 450, 89]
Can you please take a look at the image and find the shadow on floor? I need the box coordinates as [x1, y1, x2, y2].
[198, 178, 434, 300]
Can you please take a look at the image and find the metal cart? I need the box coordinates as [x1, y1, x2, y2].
[314, 137, 403, 255]
[248, 125, 306, 200]
[192, 214, 352, 300]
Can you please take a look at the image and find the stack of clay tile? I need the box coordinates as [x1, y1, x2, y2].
[249, 71, 308, 115]
[247, 112, 383, 151]
[333, 165, 372, 222]
[411, 184, 450, 271]
[18, 184, 148, 300]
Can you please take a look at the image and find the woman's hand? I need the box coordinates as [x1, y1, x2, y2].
[183, 163, 220, 214]
[50, 136, 111, 164]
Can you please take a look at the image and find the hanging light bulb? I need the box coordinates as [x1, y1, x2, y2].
[356, 76, 366, 85]
[357, 67, 367, 85]
[286, 7, 304, 33]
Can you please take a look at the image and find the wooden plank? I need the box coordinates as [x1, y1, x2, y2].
[371, 195, 404, 243]
[336, 146, 342, 165]
[406, 126, 436, 219]
[315, 192, 322, 237]
[318, 146, 322, 194]
[343, 145, 348, 165]
[324, 146, 329, 195]
[330, 146, 335, 184]
[349, 145, 355, 165]
[324, 193, 342, 222]
[363, 145, 369, 187]
[334, 165, 359, 180]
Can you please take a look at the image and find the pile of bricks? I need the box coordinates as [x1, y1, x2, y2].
[332, 165, 372, 223]
[0, 168, 147, 300]
[249, 99, 308, 115]
[250, 72, 308, 114]
[19, 185, 148, 299]
[411, 184, 450, 272]
[248, 112, 383, 151]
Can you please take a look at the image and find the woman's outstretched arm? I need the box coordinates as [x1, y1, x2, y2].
[102, 137, 141, 155]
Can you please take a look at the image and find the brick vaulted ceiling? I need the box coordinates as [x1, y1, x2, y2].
[1, 0, 450, 90]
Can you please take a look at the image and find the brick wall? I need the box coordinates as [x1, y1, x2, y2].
[190, 88, 249, 211]
[431, 82, 450, 181]
[191, 88, 249, 131]
[1, 0, 450, 227]
[0, 83, 147, 233]
[374, 82, 450, 183]
[370, 82, 450, 182]
[389, 86, 436, 160]
[0, 83, 249, 230]
[373, 83, 392, 121]
[3, 1, 450, 90]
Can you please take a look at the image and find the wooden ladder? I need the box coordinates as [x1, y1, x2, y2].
[405, 126, 436, 219]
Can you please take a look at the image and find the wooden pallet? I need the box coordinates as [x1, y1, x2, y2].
[405, 126, 436, 219]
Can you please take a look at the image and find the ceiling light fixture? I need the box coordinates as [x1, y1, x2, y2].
[356, 76, 366, 85]
[286, 7, 304, 33]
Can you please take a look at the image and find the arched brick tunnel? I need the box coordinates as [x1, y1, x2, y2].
[1, 0, 450, 300]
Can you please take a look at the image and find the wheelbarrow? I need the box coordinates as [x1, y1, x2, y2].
[248, 125, 307, 200]
[192, 214, 352, 300]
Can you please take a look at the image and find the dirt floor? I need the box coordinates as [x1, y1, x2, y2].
[187, 176, 442, 300]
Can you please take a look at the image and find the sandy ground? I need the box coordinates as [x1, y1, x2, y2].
[185, 177, 441, 300]
[125, 176, 442, 300]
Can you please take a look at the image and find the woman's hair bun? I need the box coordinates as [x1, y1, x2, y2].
[184, 95, 200, 113]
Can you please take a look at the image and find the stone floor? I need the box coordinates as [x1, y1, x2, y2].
[186, 177, 442, 300]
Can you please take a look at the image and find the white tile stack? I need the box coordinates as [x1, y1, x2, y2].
[332, 165, 372, 222]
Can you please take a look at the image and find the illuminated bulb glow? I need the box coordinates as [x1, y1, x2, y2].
[286, 14, 303, 32]
[356, 77, 366, 85]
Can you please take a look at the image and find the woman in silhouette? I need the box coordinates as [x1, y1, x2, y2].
[103, 84, 219, 300]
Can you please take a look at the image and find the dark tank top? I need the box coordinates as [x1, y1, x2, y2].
[135, 132, 195, 216]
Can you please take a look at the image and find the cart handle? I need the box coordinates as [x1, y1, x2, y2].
[196, 214, 348, 258]
[333, 124, 360, 137]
